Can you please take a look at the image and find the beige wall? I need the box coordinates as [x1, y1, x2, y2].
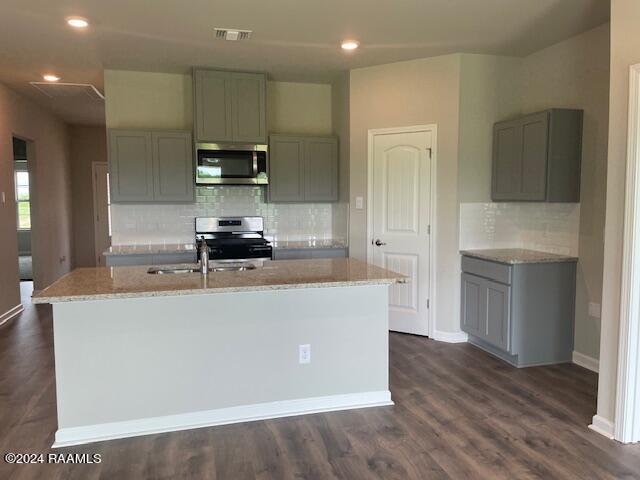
[597, 0, 640, 426]
[521, 24, 610, 361]
[0, 82, 73, 309]
[267, 81, 332, 135]
[458, 54, 523, 203]
[104, 70, 333, 136]
[331, 72, 350, 243]
[104, 70, 193, 129]
[349, 54, 462, 334]
[69, 126, 108, 268]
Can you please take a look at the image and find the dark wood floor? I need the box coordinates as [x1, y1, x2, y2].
[2, 283, 640, 479]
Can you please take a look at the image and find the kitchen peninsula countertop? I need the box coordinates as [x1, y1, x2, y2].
[460, 248, 578, 265]
[33, 258, 405, 304]
[103, 243, 196, 256]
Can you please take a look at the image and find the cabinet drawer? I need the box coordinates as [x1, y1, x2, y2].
[153, 253, 197, 264]
[461, 256, 512, 285]
[273, 249, 313, 260]
[105, 254, 155, 266]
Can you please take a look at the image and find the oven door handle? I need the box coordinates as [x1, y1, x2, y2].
[248, 246, 271, 253]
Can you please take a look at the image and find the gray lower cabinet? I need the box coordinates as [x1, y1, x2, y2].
[273, 248, 347, 260]
[109, 129, 193, 203]
[269, 135, 338, 202]
[105, 252, 196, 267]
[461, 273, 510, 351]
[492, 108, 583, 202]
[460, 255, 576, 367]
[193, 69, 266, 144]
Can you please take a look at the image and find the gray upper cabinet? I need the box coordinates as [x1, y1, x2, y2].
[152, 131, 194, 202]
[193, 69, 266, 144]
[109, 130, 154, 202]
[269, 136, 305, 202]
[491, 108, 583, 202]
[194, 70, 233, 143]
[269, 135, 338, 203]
[109, 129, 193, 203]
[305, 137, 339, 202]
[231, 73, 267, 143]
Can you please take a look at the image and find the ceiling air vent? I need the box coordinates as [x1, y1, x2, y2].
[214, 28, 252, 41]
[29, 82, 104, 101]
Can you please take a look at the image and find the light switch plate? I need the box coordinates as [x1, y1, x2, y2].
[588, 302, 601, 318]
[355, 196, 364, 210]
[299, 344, 311, 364]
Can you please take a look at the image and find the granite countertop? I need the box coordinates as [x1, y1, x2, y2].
[269, 239, 348, 250]
[103, 243, 196, 256]
[460, 248, 578, 265]
[32, 258, 405, 304]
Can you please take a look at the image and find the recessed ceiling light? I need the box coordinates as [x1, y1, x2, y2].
[341, 40, 359, 51]
[43, 74, 61, 82]
[67, 17, 89, 29]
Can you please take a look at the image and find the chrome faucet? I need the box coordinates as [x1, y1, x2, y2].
[198, 236, 210, 275]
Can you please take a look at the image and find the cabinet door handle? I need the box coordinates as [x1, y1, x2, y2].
[374, 239, 386, 247]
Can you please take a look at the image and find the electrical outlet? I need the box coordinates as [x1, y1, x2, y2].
[299, 344, 311, 364]
[588, 302, 601, 318]
[355, 196, 364, 210]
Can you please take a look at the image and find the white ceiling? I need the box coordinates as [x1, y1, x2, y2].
[0, 0, 610, 126]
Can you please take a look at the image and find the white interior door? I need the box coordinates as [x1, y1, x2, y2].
[92, 162, 111, 266]
[370, 129, 433, 336]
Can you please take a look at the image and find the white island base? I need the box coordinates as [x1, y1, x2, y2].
[51, 284, 392, 447]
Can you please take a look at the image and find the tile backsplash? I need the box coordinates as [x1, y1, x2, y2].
[111, 186, 346, 245]
[459, 202, 580, 256]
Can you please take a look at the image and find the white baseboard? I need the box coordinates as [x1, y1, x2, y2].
[432, 330, 468, 343]
[53, 390, 393, 448]
[572, 351, 599, 373]
[0, 304, 24, 326]
[589, 415, 615, 439]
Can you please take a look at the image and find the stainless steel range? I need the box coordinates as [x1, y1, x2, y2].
[195, 216, 272, 262]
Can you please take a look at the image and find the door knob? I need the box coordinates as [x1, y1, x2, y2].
[374, 239, 386, 247]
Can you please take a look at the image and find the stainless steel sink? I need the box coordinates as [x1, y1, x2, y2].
[147, 263, 257, 274]
[147, 267, 199, 275]
[211, 264, 256, 272]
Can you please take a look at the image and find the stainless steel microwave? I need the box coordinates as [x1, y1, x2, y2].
[195, 143, 268, 185]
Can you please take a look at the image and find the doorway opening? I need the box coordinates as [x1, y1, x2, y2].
[12, 137, 34, 291]
[92, 161, 111, 266]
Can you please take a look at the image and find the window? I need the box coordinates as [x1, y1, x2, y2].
[15, 170, 31, 230]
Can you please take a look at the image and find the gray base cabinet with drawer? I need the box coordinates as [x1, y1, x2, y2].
[460, 255, 576, 367]
[105, 252, 197, 267]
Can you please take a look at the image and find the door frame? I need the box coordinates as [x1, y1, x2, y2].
[92, 161, 110, 266]
[366, 124, 437, 338]
[614, 63, 640, 443]
[12, 136, 40, 291]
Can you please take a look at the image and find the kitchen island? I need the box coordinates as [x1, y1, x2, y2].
[33, 258, 404, 447]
